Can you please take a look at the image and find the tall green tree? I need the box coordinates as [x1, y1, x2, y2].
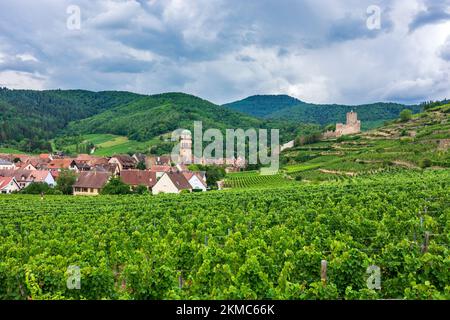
[56, 169, 77, 195]
[400, 109, 412, 122]
[101, 177, 131, 195]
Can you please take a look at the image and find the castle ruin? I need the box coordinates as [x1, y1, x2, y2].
[323, 111, 361, 138]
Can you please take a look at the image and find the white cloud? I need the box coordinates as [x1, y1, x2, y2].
[0, 70, 46, 89]
[16, 54, 38, 62]
[0, 0, 449, 105]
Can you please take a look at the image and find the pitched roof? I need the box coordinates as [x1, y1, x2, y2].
[16, 162, 36, 170]
[0, 177, 15, 190]
[0, 159, 13, 166]
[149, 165, 172, 172]
[88, 157, 109, 166]
[182, 171, 207, 188]
[73, 161, 91, 170]
[48, 159, 74, 169]
[29, 170, 51, 183]
[76, 154, 94, 162]
[0, 169, 31, 180]
[111, 155, 137, 166]
[120, 170, 157, 187]
[0, 169, 53, 183]
[166, 172, 192, 190]
[73, 171, 111, 189]
[133, 153, 146, 163]
[146, 156, 171, 166]
[93, 163, 119, 174]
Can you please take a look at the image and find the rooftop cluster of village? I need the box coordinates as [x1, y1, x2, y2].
[0, 153, 212, 195]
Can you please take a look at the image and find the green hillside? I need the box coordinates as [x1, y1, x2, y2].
[282, 103, 450, 182]
[0, 88, 142, 151]
[65, 92, 298, 143]
[223, 94, 302, 118]
[224, 95, 422, 129]
[224, 104, 449, 188]
[53, 134, 161, 157]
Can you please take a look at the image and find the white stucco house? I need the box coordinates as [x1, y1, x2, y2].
[0, 177, 20, 194]
[152, 172, 192, 195]
[0, 159, 15, 170]
[182, 172, 207, 191]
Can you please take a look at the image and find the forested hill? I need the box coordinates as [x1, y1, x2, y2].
[0, 88, 142, 150]
[0, 88, 426, 153]
[0, 89, 298, 153]
[224, 95, 423, 128]
[65, 92, 274, 142]
[222, 95, 303, 118]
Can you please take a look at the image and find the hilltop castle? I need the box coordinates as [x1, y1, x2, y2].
[323, 111, 361, 138]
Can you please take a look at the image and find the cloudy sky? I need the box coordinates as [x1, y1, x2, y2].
[0, 0, 449, 105]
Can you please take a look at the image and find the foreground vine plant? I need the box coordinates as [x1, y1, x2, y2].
[0, 170, 448, 300]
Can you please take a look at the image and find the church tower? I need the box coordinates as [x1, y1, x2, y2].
[179, 130, 192, 164]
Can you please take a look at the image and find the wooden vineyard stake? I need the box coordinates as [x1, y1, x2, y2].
[422, 231, 430, 253]
[178, 271, 184, 289]
[321, 260, 327, 286]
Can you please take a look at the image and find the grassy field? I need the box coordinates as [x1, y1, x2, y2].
[56, 134, 161, 156]
[0, 147, 28, 154]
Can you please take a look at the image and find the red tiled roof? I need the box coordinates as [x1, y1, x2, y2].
[88, 157, 109, 166]
[50, 171, 60, 179]
[149, 165, 172, 172]
[0, 169, 30, 181]
[0, 169, 52, 183]
[0, 177, 14, 190]
[39, 154, 51, 159]
[48, 159, 74, 169]
[73, 171, 111, 189]
[29, 170, 51, 183]
[76, 154, 94, 162]
[182, 171, 207, 188]
[166, 172, 192, 190]
[110, 155, 137, 167]
[120, 170, 157, 187]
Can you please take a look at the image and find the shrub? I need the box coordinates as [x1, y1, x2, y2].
[101, 178, 132, 195]
[133, 185, 149, 195]
[419, 158, 432, 168]
[400, 109, 412, 122]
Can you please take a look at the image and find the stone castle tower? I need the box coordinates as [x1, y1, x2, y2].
[334, 111, 361, 137]
[179, 130, 192, 164]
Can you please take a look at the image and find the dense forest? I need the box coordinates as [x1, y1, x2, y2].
[0, 88, 141, 152]
[224, 95, 423, 128]
[65, 92, 289, 141]
[0, 89, 301, 153]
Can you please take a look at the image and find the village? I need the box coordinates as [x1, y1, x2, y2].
[0, 131, 252, 196]
[0, 112, 362, 195]
[0, 151, 214, 195]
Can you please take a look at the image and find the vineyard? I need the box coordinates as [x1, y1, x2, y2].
[0, 170, 449, 300]
[223, 172, 297, 189]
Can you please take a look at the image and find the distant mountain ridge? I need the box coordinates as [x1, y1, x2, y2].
[223, 95, 422, 129]
[0, 88, 424, 153]
[223, 94, 303, 118]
